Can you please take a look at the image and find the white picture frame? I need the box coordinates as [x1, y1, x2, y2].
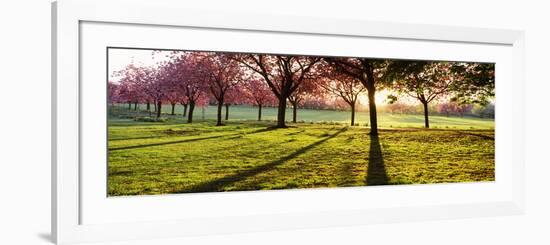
[52, 0, 525, 244]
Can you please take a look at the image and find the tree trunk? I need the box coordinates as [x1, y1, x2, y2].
[276, 97, 287, 128]
[216, 100, 224, 126]
[183, 104, 188, 117]
[350, 103, 356, 126]
[367, 89, 378, 134]
[146, 101, 150, 111]
[156, 101, 162, 118]
[292, 101, 297, 123]
[153, 100, 157, 112]
[134, 102, 138, 110]
[171, 103, 175, 115]
[422, 101, 430, 128]
[361, 61, 379, 135]
[225, 104, 229, 121]
[128, 102, 131, 110]
[257, 104, 262, 121]
[187, 102, 195, 123]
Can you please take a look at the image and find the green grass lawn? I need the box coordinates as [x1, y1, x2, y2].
[108, 107, 495, 196]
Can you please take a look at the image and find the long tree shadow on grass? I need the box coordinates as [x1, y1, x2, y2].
[109, 127, 278, 151]
[453, 131, 495, 140]
[180, 127, 348, 193]
[109, 135, 164, 141]
[366, 133, 389, 186]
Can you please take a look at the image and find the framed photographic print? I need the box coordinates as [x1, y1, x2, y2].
[52, 0, 525, 244]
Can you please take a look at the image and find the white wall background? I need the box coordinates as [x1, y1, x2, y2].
[0, 0, 548, 244]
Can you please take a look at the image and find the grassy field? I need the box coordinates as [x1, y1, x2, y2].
[108, 106, 495, 196]
[117, 104, 495, 129]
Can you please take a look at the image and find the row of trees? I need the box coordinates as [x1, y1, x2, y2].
[109, 51, 494, 134]
[383, 101, 494, 118]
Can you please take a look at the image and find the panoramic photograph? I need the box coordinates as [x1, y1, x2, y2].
[107, 47, 495, 196]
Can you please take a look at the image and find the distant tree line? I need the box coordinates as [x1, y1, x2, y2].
[109, 50, 495, 134]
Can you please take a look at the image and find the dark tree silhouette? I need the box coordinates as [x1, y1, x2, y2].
[450, 63, 495, 105]
[325, 58, 386, 134]
[384, 61, 455, 128]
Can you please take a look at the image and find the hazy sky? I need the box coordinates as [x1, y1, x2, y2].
[108, 48, 172, 83]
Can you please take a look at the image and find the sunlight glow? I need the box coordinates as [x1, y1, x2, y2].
[358, 89, 393, 106]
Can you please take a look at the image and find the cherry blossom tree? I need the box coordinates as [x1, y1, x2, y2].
[165, 90, 179, 115]
[107, 81, 120, 107]
[331, 97, 350, 111]
[107, 81, 121, 116]
[115, 63, 170, 116]
[166, 52, 210, 123]
[116, 81, 131, 110]
[236, 54, 320, 128]
[301, 96, 329, 110]
[383, 102, 417, 115]
[162, 61, 186, 116]
[438, 102, 473, 117]
[145, 65, 172, 118]
[242, 79, 276, 121]
[202, 53, 244, 126]
[287, 77, 323, 123]
[222, 85, 246, 121]
[114, 64, 149, 111]
[318, 65, 366, 126]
